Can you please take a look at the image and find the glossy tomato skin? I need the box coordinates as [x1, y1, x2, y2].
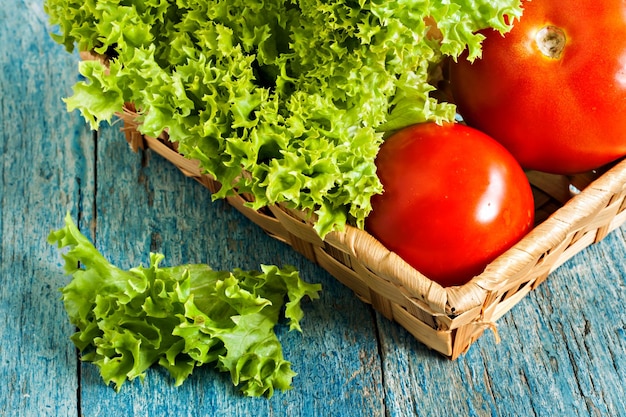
[450, 0, 626, 174]
[366, 122, 534, 287]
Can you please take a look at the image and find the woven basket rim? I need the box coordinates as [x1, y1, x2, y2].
[80, 50, 626, 319]
[125, 105, 626, 316]
[333, 157, 626, 314]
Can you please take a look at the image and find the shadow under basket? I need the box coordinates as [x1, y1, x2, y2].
[115, 104, 626, 360]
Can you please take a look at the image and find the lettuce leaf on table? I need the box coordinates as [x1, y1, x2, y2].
[44, 0, 522, 237]
[48, 214, 321, 397]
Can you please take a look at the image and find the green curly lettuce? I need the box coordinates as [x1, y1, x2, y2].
[44, 0, 522, 237]
[48, 214, 321, 397]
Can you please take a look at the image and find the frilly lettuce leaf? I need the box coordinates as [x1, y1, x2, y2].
[48, 213, 321, 397]
[45, 0, 522, 237]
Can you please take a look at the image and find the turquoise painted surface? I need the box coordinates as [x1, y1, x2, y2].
[2, 2, 626, 416]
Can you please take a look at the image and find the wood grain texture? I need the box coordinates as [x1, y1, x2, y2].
[379, 227, 626, 417]
[2, 1, 626, 416]
[0, 1, 91, 416]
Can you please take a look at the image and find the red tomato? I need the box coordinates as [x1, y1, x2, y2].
[365, 123, 534, 287]
[450, 0, 626, 174]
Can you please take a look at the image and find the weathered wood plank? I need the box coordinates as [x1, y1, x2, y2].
[0, 1, 93, 416]
[379, 226, 626, 417]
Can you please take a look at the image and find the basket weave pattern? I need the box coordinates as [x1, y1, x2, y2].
[116, 107, 626, 359]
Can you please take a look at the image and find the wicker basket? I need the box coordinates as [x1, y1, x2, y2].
[82, 52, 626, 359]
[111, 104, 626, 359]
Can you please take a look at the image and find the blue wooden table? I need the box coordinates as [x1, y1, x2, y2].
[2, 1, 626, 416]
